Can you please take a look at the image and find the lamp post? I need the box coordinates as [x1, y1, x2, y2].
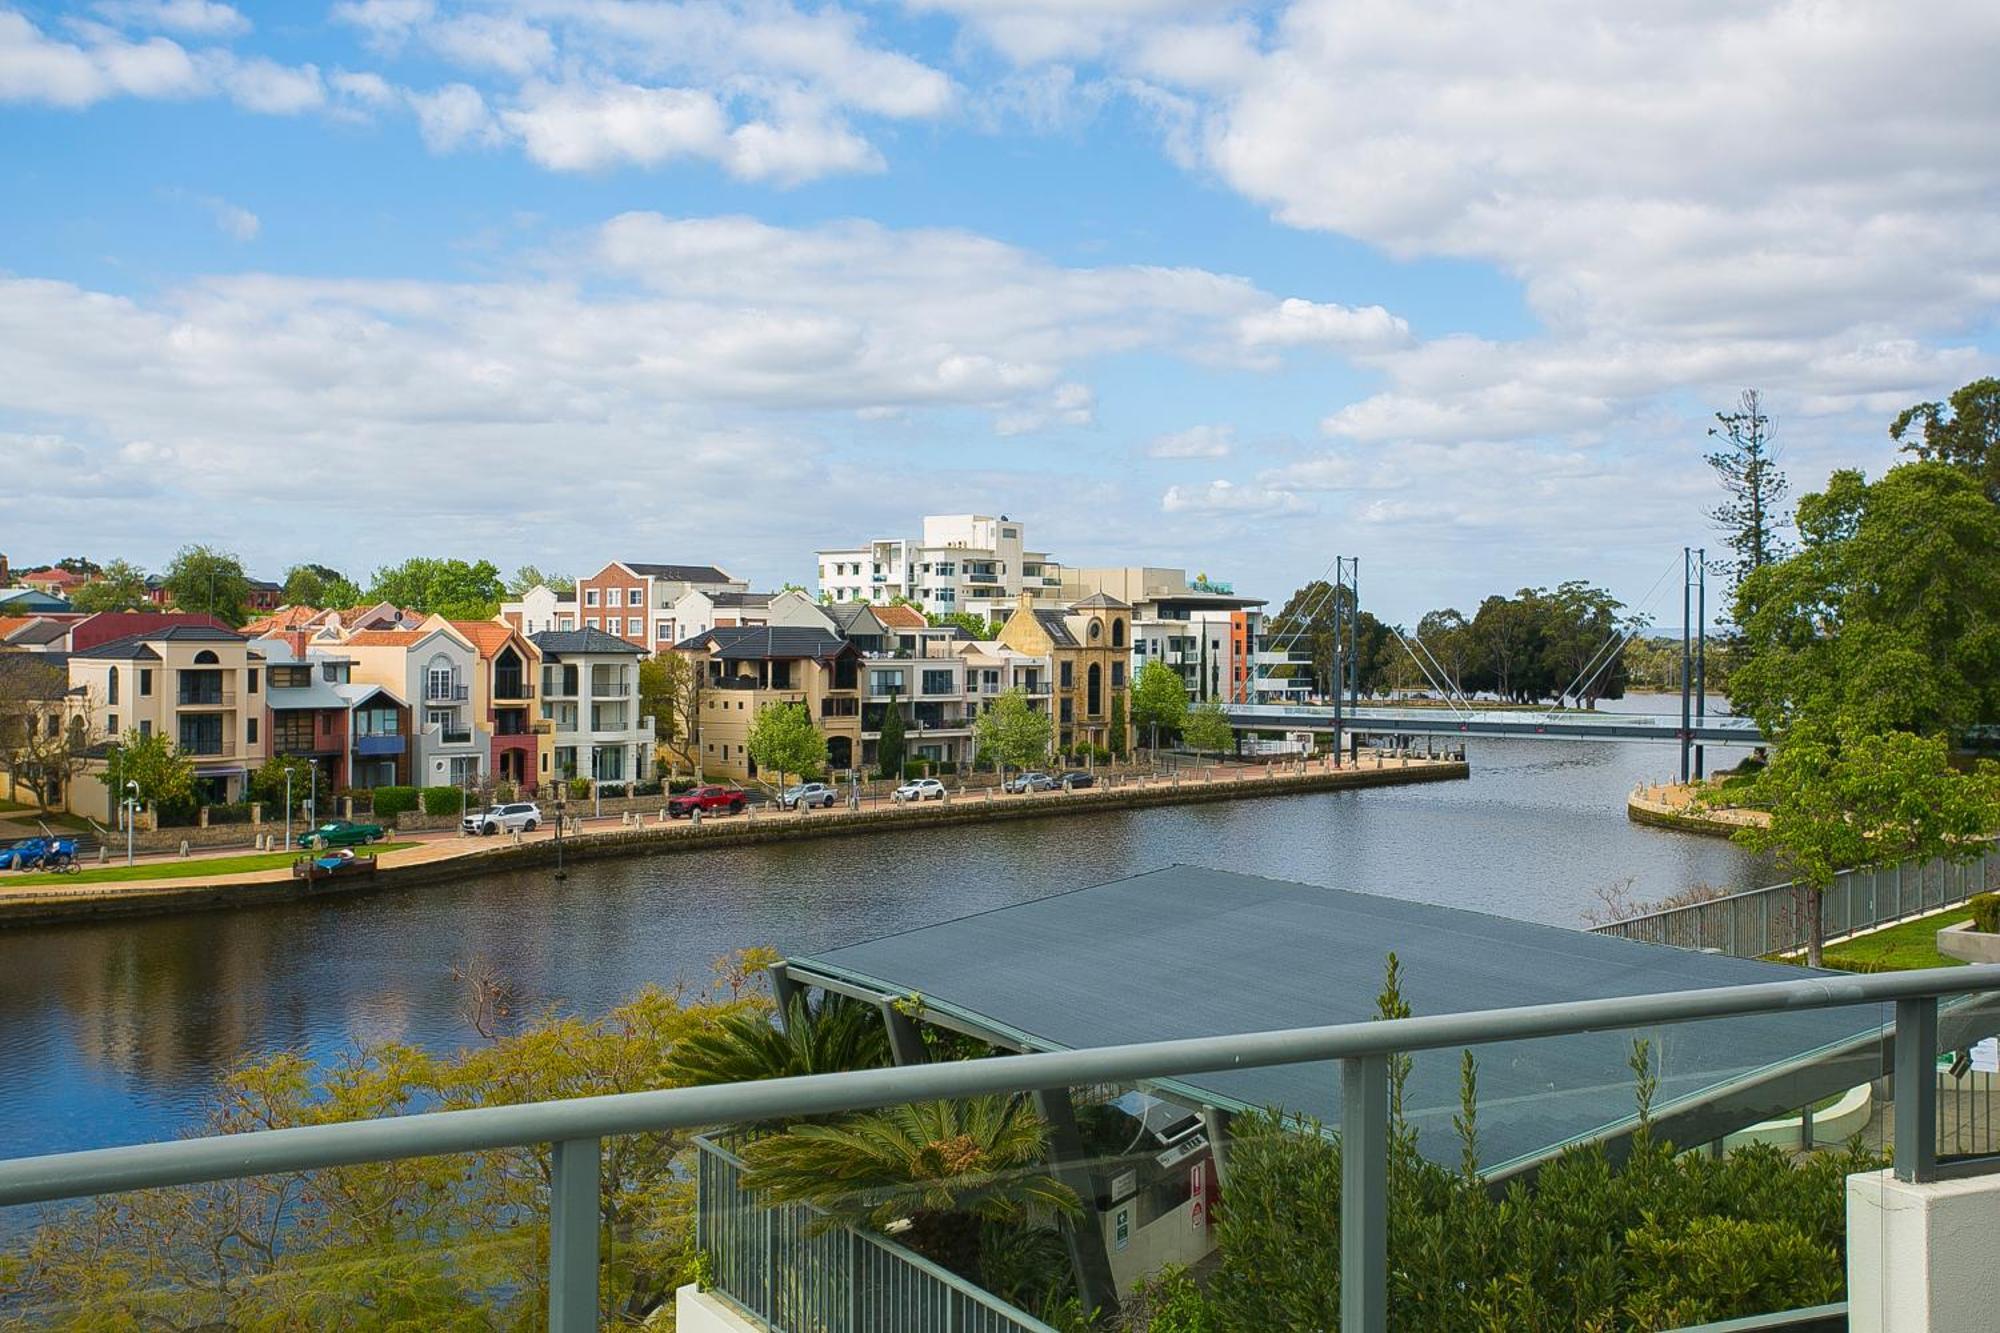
[123, 780, 138, 867]
[553, 790, 567, 881]
[283, 765, 292, 853]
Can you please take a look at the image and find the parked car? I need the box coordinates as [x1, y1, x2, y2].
[893, 777, 947, 803]
[301, 819, 386, 848]
[462, 802, 541, 836]
[780, 782, 837, 810]
[668, 785, 748, 818]
[1056, 771, 1096, 789]
[1004, 771, 1056, 793]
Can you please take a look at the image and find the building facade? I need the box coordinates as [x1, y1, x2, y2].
[529, 628, 654, 786]
[672, 626, 863, 782]
[1063, 567, 1266, 703]
[339, 622, 487, 789]
[576, 562, 745, 651]
[816, 514, 1064, 623]
[449, 621, 543, 791]
[996, 592, 1131, 755]
[500, 584, 576, 637]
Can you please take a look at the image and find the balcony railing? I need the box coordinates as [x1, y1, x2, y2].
[176, 689, 236, 708]
[440, 728, 473, 745]
[0, 967, 1994, 1333]
[494, 679, 532, 701]
[425, 682, 469, 703]
[177, 737, 236, 758]
[353, 734, 406, 757]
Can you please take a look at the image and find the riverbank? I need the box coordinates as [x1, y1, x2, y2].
[0, 754, 1467, 927]
[1626, 782, 1769, 839]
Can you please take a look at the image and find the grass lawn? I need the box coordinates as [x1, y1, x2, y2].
[1822, 908, 1973, 972]
[1, 844, 418, 888]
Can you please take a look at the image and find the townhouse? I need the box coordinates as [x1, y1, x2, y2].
[664, 588, 826, 642]
[857, 618, 977, 769]
[252, 632, 413, 793]
[500, 584, 577, 637]
[576, 561, 745, 651]
[996, 592, 1133, 755]
[671, 625, 863, 782]
[64, 625, 269, 818]
[815, 514, 1065, 623]
[529, 628, 653, 785]
[338, 620, 488, 789]
[448, 621, 544, 792]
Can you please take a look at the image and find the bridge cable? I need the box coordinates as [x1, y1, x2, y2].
[1537, 553, 1681, 722]
[1387, 625, 1470, 720]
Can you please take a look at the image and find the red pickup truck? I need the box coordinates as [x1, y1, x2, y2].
[667, 785, 749, 818]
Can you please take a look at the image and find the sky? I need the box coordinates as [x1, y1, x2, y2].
[1, 0, 1995, 625]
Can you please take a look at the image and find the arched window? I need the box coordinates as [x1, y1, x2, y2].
[193, 650, 219, 665]
[1111, 618, 1126, 648]
[1087, 663, 1103, 717]
[107, 666, 119, 705]
[1088, 619, 1102, 641]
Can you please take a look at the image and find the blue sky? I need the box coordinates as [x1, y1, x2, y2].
[2, 0, 1995, 623]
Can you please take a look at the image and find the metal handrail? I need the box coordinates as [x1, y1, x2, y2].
[2, 965, 1997, 1333]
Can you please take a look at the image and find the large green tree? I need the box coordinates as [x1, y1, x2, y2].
[508, 565, 573, 596]
[1536, 581, 1632, 709]
[67, 559, 149, 613]
[161, 545, 252, 626]
[1730, 462, 2000, 741]
[1704, 389, 1790, 587]
[1731, 728, 2000, 965]
[876, 688, 907, 778]
[248, 753, 314, 817]
[1183, 697, 1236, 758]
[366, 558, 505, 620]
[1268, 580, 1391, 698]
[1129, 659, 1187, 751]
[746, 700, 825, 792]
[282, 563, 362, 609]
[1891, 375, 2000, 504]
[98, 730, 196, 819]
[973, 687, 1053, 773]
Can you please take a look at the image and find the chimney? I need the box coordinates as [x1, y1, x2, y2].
[0, 553, 9, 585]
[288, 629, 308, 660]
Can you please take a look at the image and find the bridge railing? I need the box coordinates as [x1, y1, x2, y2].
[1590, 842, 2000, 958]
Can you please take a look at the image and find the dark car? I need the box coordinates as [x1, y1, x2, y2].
[300, 819, 386, 848]
[668, 785, 748, 818]
[1055, 771, 1095, 789]
[1004, 771, 1056, 793]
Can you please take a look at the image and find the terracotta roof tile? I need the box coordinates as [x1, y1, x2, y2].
[874, 604, 928, 629]
[342, 629, 426, 647]
[449, 620, 521, 658]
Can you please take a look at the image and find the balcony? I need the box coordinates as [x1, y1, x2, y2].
[590, 682, 626, 699]
[494, 677, 532, 701]
[353, 734, 406, 757]
[176, 688, 236, 709]
[177, 737, 236, 759]
[425, 681, 469, 703]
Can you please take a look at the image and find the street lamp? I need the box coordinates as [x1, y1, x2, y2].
[553, 789, 568, 881]
[123, 780, 138, 867]
[283, 765, 292, 852]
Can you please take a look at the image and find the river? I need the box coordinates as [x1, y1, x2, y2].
[0, 696, 1765, 1160]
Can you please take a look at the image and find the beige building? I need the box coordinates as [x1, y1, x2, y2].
[996, 591, 1132, 755]
[65, 625, 270, 819]
[672, 625, 864, 783]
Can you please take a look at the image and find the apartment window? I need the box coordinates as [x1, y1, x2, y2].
[657, 621, 673, 642]
[428, 665, 454, 698]
[139, 668, 152, 696]
[247, 669, 258, 694]
[1060, 661, 1074, 688]
[1059, 698, 1073, 723]
[921, 669, 953, 696]
[626, 617, 642, 636]
[107, 713, 119, 734]
[246, 717, 259, 745]
[1002, 527, 1018, 538]
[934, 562, 955, 576]
[585, 616, 599, 630]
[870, 669, 905, 696]
[936, 588, 955, 604]
[607, 587, 622, 608]
[427, 708, 452, 730]
[107, 667, 119, 705]
[558, 615, 574, 630]
[628, 585, 644, 605]
[585, 588, 600, 607]
[139, 719, 151, 739]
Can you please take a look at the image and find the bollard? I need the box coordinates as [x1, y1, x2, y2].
[659, 808, 668, 824]
[690, 806, 701, 828]
[179, 839, 190, 858]
[513, 829, 523, 846]
[98, 846, 107, 865]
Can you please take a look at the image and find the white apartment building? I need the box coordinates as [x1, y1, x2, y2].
[1062, 567, 1266, 703]
[500, 584, 577, 637]
[529, 628, 654, 785]
[816, 514, 1063, 624]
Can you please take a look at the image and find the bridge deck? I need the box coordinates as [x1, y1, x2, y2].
[1224, 703, 1761, 744]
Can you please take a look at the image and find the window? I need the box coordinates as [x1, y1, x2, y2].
[139, 719, 151, 739]
[1059, 698, 1073, 723]
[1087, 663, 1102, 716]
[1088, 619, 1102, 641]
[607, 587, 622, 607]
[139, 668, 152, 696]
[585, 616, 599, 630]
[870, 668, 906, 696]
[107, 712, 119, 734]
[1060, 661, 1074, 688]
[1002, 527, 1017, 538]
[107, 667, 119, 704]
[628, 585, 644, 605]
[584, 588, 600, 607]
[656, 621, 673, 641]
[627, 617, 642, 636]
[247, 669, 258, 694]
[1112, 662, 1126, 688]
[246, 717, 259, 745]
[1112, 618, 1127, 648]
[936, 588, 955, 604]
[934, 562, 956, 576]
[558, 615, 574, 630]
[921, 669, 953, 696]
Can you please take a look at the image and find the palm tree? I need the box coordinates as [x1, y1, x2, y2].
[670, 992, 890, 1087]
[738, 1095, 1079, 1275]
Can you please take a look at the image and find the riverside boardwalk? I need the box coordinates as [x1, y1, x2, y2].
[0, 751, 1466, 926]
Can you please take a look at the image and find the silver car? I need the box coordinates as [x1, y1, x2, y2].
[463, 801, 542, 836]
[780, 782, 837, 809]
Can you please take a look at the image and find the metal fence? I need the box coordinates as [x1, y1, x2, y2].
[696, 1137, 1057, 1333]
[2, 967, 1999, 1333]
[1590, 843, 2000, 958]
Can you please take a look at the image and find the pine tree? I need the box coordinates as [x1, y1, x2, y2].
[876, 688, 906, 778]
[1705, 389, 1789, 588]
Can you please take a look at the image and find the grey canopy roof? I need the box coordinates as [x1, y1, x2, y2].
[530, 627, 644, 657]
[623, 562, 733, 582]
[675, 625, 856, 661]
[787, 866, 1894, 1173]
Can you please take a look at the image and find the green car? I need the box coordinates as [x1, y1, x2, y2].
[300, 820, 385, 849]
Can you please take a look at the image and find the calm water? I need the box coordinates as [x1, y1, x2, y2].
[0, 697, 1765, 1160]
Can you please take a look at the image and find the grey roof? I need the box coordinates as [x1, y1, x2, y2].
[788, 867, 1893, 1173]
[530, 627, 645, 657]
[0, 653, 69, 698]
[4, 619, 71, 647]
[334, 681, 405, 707]
[710, 592, 774, 608]
[1069, 592, 1131, 610]
[675, 624, 856, 661]
[624, 562, 733, 582]
[1032, 610, 1079, 647]
[72, 624, 245, 660]
[267, 680, 350, 711]
[826, 603, 884, 635]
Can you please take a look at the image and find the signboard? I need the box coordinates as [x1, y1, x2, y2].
[1976, 1037, 2000, 1074]
[1189, 1162, 1208, 1231]
[1114, 1207, 1130, 1251]
[1108, 1170, 1138, 1203]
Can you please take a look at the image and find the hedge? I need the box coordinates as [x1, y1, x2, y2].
[1972, 892, 2000, 935]
[421, 786, 466, 816]
[205, 802, 253, 826]
[370, 786, 420, 819]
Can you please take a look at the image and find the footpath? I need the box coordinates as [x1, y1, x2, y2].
[1626, 781, 1770, 839]
[0, 752, 1467, 926]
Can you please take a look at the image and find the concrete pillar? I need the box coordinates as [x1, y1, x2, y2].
[1034, 1088, 1121, 1320]
[250, 802, 263, 826]
[1848, 1167, 2000, 1331]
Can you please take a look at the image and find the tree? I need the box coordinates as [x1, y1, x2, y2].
[738, 1096, 1078, 1275]
[508, 565, 572, 597]
[670, 992, 889, 1088]
[637, 656, 677, 754]
[98, 729, 196, 820]
[1730, 463, 2000, 741]
[929, 610, 1000, 639]
[1183, 698, 1235, 758]
[746, 700, 825, 792]
[366, 558, 505, 619]
[53, 556, 102, 576]
[1536, 581, 1632, 709]
[1129, 659, 1187, 752]
[1891, 375, 2000, 504]
[67, 559, 149, 613]
[876, 687, 907, 778]
[282, 563, 362, 609]
[1414, 608, 1474, 699]
[650, 653, 704, 778]
[248, 754, 314, 816]
[1705, 389, 1790, 588]
[1731, 729, 2000, 966]
[973, 688, 1054, 774]
[1107, 685, 1128, 759]
[161, 544, 252, 626]
[0, 660, 98, 813]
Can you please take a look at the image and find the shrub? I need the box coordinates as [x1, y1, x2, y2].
[421, 786, 464, 817]
[1971, 892, 2000, 935]
[933, 760, 957, 775]
[597, 782, 629, 799]
[493, 782, 517, 804]
[568, 777, 592, 801]
[902, 760, 931, 780]
[668, 778, 697, 794]
[205, 802, 252, 825]
[370, 786, 420, 819]
[631, 780, 664, 797]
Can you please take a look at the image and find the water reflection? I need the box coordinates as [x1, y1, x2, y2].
[0, 710, 1767, 1158]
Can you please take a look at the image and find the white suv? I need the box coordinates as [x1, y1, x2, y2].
[892, 778, 947, 803]
[463, 801, 542, 836]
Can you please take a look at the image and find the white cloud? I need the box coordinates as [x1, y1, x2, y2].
[500, 80, 729, 171]
[329, 68, 395, 108]
[203, 195, 259, 241]
[329, 0, 434, 44]
[726, 112, 882, 184]
[906, 0, 1244, 65]
[408, 81, 498, 151]
[426, 13, 551, 77]
[1238, 297, 1411, 352]
[0, 10, 203, 106]
[210, 54, 323, 113]
[92, 0, 249, 37]
[1161, 478, 1308, 516]
[1146, 424, 1232, 458]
